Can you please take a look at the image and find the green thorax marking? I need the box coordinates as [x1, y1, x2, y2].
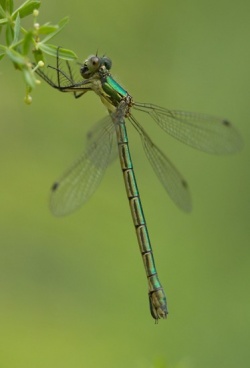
[101, 74, 128, 107]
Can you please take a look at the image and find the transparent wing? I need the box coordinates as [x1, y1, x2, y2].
[86, 115, 118, 165]
[129, 115, 192, 212]
[133, 102, 243, 154]
[50, 115, 115, 216]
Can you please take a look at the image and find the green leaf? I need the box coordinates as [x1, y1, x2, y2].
[12, 0, 41, 19]
[8, 0, 13, 13]
[0, 52, 5, 60]
[13, 13, 20, 44]
[5, 0, 13, 13]
[0, 4, 6, 18]
[0, 1, 5, 12]
[0, 17, 8, 24]
[5, 22, 13, 46]
[22, 66, 37, 89]
[38, 23, 58, 35]
[40, 16, 68, 43]
[6, 47, 26, 64]
[22, 29, 33, 55]
[37, 43, 77, 60]
[0, 0, 14, 13]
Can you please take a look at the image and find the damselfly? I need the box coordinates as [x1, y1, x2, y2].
[35, 50, 242, 321]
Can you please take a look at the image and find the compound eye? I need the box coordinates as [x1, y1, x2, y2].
[102, 57, 112, 70]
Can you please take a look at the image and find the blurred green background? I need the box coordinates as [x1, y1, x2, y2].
[0, 1, 249, 367]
